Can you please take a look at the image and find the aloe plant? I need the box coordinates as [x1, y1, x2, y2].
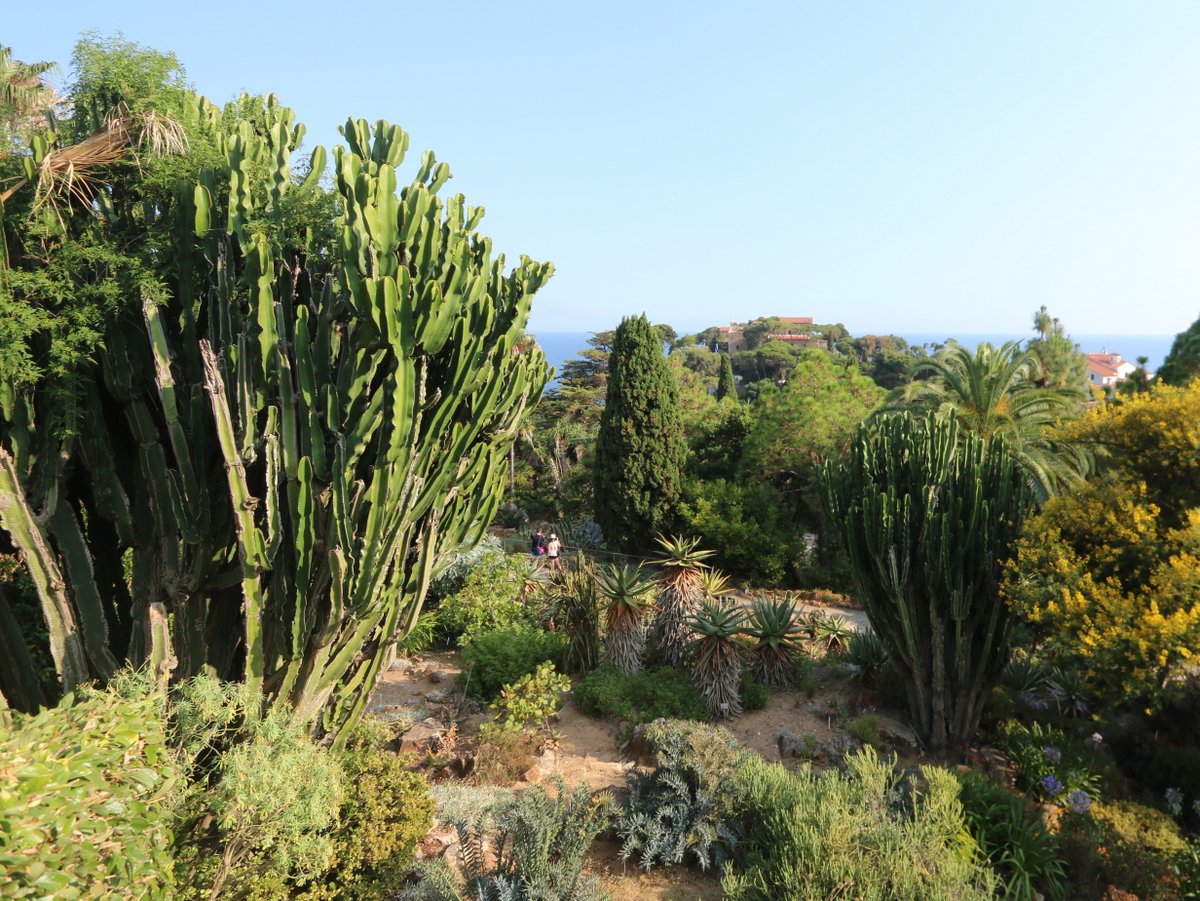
[688, 599, 746, 720]
[597, 563, 655, 675]
[745, 595, 805, 689]
[649, 534, 713, 668]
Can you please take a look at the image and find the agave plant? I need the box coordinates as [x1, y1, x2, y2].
[688, 600, 747, 720]
[745, 595, 806, 689]
[699, 569, 733, 602]
[844, 629, 888, 686]
[649, 535, 714, 667]
[809, 612, 853, 655]
[597, 563, 656, 675]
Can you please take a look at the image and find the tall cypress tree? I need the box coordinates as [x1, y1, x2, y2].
[593, 315, 685, 552]
[715, 352, 736, 401]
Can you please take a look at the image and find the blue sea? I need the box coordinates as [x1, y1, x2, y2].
[532, 331, 1177, 387]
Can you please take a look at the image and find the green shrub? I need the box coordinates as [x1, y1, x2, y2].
[481, 661, 571, 739]
[410, 779, 616, 900]
[434, 549, 542, 644]
[994, 720, 1102, 805]
[396, 609, 439, 655]
[1059, 799, 1191, 900]
[294, 721, 435, 900]
[0, 671, 176, 899]
[572, 665, 707, 725]
[955, 771, 1067, 901]
[458, 627, 568, 701]
[847, 714, 881, 746]
[618, 720, 752, 872]
[173, 700, 347, 899]
[723, 748, 995, 900]
[740, 670, 770, 711]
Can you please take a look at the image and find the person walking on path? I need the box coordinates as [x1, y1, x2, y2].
[531, 528, 546, 557]
[546, 533, 561, 569]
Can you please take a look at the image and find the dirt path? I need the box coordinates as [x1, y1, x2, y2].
[373, 602, 904, 899]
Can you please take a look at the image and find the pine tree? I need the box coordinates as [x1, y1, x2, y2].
[715, 353, 736, 401]
[593, 314, 686, 551]
[1159, 313, 1200, 386]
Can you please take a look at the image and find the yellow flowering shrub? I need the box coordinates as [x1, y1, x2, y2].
[1004, 384, 1200, 709]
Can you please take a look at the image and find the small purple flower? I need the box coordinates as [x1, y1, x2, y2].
[1041, 775, 1064, 797]
[1165, 787, 1184, 817]
[1067, 790, 1091, 814]
[1042, 746, 1063, 765]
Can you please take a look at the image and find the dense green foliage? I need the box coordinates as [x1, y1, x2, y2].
[0, 36, 552, 744]
[593, 314, 686, 551]
[955, 771, 1067, 900]
[723, 749, 995, 899]
[823, 412, 1034, 753]
[0, 674, 176, 898]
[458, 627, 569, 701]
[572, 665, 707, 724]
[433, 549, 541, 645]
[1159, 312, 1200, 386]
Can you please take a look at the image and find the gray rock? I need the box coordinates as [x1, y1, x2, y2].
[399, 717, 446, 754]
[777, 728, 815, 759]
[429, 670, 446, 684]
[425, 689, 448, 704]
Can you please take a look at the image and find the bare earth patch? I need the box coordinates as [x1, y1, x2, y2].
[373, 613, 921, 899]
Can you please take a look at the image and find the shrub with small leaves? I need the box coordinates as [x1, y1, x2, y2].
[458, 627, 569, 701]
[723, 748, 996, 900]
[573, 665, 707, 725]
[481, 662, 571, 740]
[0, 671, 176, 899]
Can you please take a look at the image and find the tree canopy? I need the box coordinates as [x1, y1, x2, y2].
[593, 314, 686, 551]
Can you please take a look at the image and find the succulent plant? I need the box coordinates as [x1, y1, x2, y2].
[688, 600, 746, 720]
[597, 563, 656, 675]
[745, 595, 806, 689]
[649, 534, 713, 668]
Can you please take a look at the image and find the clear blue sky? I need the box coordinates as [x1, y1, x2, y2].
[7, 2, 1200, 337]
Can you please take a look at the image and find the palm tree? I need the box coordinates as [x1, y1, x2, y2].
[1, 46, 57, 130]
[887, 341, 1089, 502]
[597, 563, 655, 675]
[649, 534, 713, 667]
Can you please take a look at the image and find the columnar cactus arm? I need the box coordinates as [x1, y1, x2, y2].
[200, 340, 268, 698]
[0, 448, 89, 690]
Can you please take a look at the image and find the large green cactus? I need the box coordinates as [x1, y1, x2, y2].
[821, 412, 1033, 754]
[0, 93, 551, 742]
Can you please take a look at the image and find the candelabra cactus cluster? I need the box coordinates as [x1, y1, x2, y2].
[0, 95, 551, 741]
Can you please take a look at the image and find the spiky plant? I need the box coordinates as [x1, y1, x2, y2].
[810, 612, 854, 655]
[597, 563, 656, 675]
[698, 569, 732, 602]
[545, 553, 602, 673]
[745, 595, 806, 689]
[688, 600, 746, 720]
[650, 535, 714, 667]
